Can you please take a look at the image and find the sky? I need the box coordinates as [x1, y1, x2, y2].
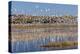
[9, 1, 78, 16]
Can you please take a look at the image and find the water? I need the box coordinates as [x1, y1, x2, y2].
[11, 24, 78, 52]
[11, 36, 77, 52]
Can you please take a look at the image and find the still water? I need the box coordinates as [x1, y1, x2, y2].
[11, 36, 77, 52]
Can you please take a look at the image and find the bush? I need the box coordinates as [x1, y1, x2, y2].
[26, 18, 33, 23]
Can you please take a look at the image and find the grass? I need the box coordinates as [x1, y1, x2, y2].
[40, 41, 78, 48]
[11, 24, 77, 29]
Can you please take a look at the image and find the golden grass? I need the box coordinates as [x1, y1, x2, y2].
[40, 41, 78, 48]
[11, 24, 77, 29]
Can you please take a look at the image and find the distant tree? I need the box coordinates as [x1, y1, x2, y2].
[26, 18, 33, 23]
[41, 18, 50, 23]
[12, 18, 23, 24]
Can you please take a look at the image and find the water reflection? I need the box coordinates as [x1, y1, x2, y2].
[12, 35, 77, 52]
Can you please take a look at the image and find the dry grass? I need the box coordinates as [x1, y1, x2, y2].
[11, 24, 77, 29]
[40, 41, 78, 48]
[10, 24, 77, 42]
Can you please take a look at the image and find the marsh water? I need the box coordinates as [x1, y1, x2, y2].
[11, 25, 77, 52]
[11, 35, 77, 52]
